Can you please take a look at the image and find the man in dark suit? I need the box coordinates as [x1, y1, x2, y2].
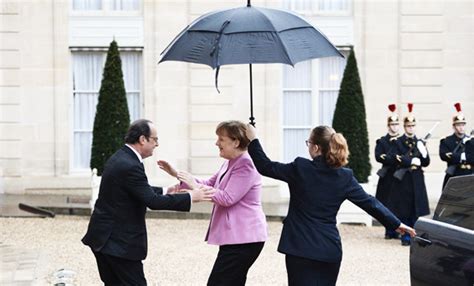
[439, 103, 472, 189]
[82, 119, 214, 285]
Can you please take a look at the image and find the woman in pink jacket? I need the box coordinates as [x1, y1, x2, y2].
[158, 120, 268, 286]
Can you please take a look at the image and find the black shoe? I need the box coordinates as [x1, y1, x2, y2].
[385, 233, 400, 240]
[401, 240, 411, 246]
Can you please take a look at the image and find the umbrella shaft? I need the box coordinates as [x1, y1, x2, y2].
[249, 64, 255, 126]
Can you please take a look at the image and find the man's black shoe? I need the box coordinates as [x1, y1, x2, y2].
[385, 233, 400, 239]
[401, 240, 411, 246]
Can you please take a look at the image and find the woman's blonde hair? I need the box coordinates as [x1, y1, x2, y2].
[215, 120, 250, 150]
[310, 126, 349, 168]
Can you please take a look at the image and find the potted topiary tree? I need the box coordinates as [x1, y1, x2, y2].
[90, 40, 130, 209]
[332, 48, 374, 226]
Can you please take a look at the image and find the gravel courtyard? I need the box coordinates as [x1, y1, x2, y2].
[0, 215, 410, 285]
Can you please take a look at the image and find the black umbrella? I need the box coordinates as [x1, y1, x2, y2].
[159, 0, 343, 125]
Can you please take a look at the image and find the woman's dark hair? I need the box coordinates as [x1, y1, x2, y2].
[310, 126, 349, 168]
[125, 119, 153, 144]
[216, 120, 250, 150]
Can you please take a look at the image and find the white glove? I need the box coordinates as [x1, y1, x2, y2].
[411, 157, 421, 166]
[461, 152, 466, 162]
[462, 137, 470, 144]
[417, 141, 428, 158]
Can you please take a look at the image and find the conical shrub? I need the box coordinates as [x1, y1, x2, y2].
[90, 40, 130, 175]
[332, 48, 371, 182]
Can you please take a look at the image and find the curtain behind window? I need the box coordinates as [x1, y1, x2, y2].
[318, 55, 347, 126]
[318, 0, 350, 12]
[283, 61, 312, 162]
[121, 52, 141, 121]
[283, 0, 349, 13]
[72, 0, 102, 10]
[112, 0, 139, 10]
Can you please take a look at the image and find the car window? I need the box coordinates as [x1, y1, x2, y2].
[433, 175, 474, 230]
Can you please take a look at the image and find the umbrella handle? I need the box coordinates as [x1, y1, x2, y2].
[249, 117, 255, 127]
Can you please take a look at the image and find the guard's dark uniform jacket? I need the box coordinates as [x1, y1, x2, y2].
[439, 134, 473, 189]
[389, 134, 430, 224]
[374, 134, 399, 205]
[466, 138, 474, 165]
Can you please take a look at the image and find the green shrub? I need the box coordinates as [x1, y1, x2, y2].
[90, 40, 130, 175]
[332, 48, 371, 183]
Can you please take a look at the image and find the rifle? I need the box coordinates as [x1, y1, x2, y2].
[445, 129, 474, 175]
[393, 122, 440, 181]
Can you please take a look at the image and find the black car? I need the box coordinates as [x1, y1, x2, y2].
[410, 175, 474, 286]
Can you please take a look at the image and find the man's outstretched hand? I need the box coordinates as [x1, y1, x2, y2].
[188, 185, 215, 202]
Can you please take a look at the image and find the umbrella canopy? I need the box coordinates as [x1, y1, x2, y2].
[159, 1, 343, 125]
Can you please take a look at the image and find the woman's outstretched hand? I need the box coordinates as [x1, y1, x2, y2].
[245, 123, 257, 141]
[157, 160, 178, 178]
[166, 184, 181, 195]
[396, 223, 416, 237]
[177, 171, 198, 189]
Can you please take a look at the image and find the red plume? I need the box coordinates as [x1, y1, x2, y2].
[388, 104, 396, 112]
[454, 102, 462, 112]
[407, 103, 413, 113]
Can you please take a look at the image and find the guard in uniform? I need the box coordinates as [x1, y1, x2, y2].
[439, 103, 472, 189]
[390, 103, 430, 246]
[375, 104, 400, 239]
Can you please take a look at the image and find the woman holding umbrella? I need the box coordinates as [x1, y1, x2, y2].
[245, 124, 415, 286]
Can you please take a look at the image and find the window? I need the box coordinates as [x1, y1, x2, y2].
[72, 51, 141, 170]
[282, 61, 312, 163]
[433, 176, 474, 230]
[282, 52, 347, 162]
[318, 55, 347, 125]
[73, 0, 102, 10]
[112, 0, 139, 11]
[72, 0, 139, 11]
[283, 0, 351, 15]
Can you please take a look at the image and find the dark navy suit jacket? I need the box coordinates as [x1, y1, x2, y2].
[82, 146, 191, 261]
[248, 139, 400, 263]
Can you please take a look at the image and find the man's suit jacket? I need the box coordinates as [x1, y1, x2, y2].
[192, 152, 267, 245]
[82, 146, 191, 261]
[248, 139, 400, 263]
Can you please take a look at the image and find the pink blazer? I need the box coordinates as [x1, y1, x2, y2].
[195, 152, 268, 245]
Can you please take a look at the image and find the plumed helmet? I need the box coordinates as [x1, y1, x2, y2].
[403, 103, 416, 125]
[452, 103, 466, 124]
[387, 104, 399, 124]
